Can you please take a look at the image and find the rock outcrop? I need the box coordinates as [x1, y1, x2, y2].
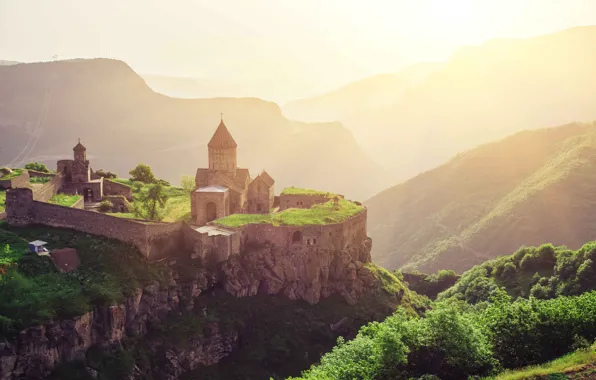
[0, 269, 229, 380]
[221, 238, 378, 305]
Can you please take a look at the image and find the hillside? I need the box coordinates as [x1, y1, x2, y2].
[285, 26, 596, 183]
[366, 122, 596, 273]
[142, 74, 249, 99]
[0, 58, 387, 200]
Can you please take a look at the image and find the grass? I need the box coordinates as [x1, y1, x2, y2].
[49, 193, 83, 207]
[30, 176, 50, 184]
[214, 199, 364, 227]
[0, 223, 168, 337]
[487, 345, 596, 380]
[0, 190, 5, 212]
[0, 168, 23, 180]
[280, 187, 336, 197]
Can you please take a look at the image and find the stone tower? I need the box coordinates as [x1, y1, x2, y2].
[208, 116, 237, 172]
[71, 139, 90, 183]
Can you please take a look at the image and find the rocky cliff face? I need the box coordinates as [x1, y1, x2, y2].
[0, 238, 386, 380]
[222, 238, 378, 305]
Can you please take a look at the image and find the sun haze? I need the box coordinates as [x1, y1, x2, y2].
[1, 0, 596, 102]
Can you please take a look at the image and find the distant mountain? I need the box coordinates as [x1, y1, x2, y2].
[142, 74, 249, 99]
[366, 122, 596, 273]
[0, 58, 388, 200]
[0, 60, 19, 66]
[282, 62, 442, 123]
[285, 26, 596, 185]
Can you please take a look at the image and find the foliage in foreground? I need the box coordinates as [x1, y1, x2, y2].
[438, 242, 596, 304]
[290, 290, 596, 380]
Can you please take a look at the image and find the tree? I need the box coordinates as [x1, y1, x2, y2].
[132, 182, 168, 221]
[129, 164, 157, 184]
[95, 169, 117, 179]
[24, 162, 49, 173]
[98, 200, 114, 212]
[181, 176, 195, 193]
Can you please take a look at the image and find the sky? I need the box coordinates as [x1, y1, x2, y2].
[1, 0, 596, 102]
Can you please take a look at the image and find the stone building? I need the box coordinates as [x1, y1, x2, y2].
[191, 117, 275, 226]
[57, 140, 132, 203]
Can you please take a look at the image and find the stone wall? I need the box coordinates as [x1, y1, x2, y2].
[27, 170, 55, 179]
[0, 171, 30, 190]
[6, 188, 185, 261]
[71, 196, 85, 209]
[103, 179, 133, 200]
[279, 193, 336, 211]
[31, 174, 64, 202]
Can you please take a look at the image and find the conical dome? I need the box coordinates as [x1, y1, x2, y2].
[208, 119, 237, 149]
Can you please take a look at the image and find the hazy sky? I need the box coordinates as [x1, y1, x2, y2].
[1, 0, 596, 102]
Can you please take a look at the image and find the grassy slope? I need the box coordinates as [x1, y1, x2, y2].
[366, 123, 596, 273]
[488, 345, 596, 380]
[0, 222, 167, 336]
[0, 168, 23, 180]
[214, 199, 364, 227]
[49, 194, 83, 207]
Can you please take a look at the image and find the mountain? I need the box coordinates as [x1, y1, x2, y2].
[285, 26, 596, 184]
[0, 58, 388, 200]
[0, 60, 19, 66]
[142, 74, 249, 99]
[282, 62, 442, 123]
[366, 122, 596, 273]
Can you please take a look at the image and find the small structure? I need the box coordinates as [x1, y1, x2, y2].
[49, 248, 80, 272]
[28, 240, 49, 255]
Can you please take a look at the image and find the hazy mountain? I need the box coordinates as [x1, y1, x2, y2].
[283, 62, 442, 123]
[285, 26, 596, 185]
[0, 58, 388, 200]
[142, 74, 251, 99]
[0, 60, 19, 66]
[366, 122, 596, 273]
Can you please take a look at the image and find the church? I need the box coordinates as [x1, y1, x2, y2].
[190, 117, 275, 226]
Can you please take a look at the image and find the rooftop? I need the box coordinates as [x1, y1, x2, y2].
[195, 225, 235, 236]
[29, 240, 48, 247]
[196, 185, 228, 193]
[208, 119, 237, 149]
[213, 198, 364, 228]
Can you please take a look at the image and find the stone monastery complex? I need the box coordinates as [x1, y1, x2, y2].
[4, 117, 370, 299]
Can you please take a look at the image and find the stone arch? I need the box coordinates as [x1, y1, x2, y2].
[206, 202, 217, 222]
[292, 230, 302, 244]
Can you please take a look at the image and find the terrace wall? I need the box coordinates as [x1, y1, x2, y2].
[0, 171, 30, 190]
[279, 193, 342, 210]
[28, 170, 56, 179]
[103, 179, 133, 200]
[31, 174, 64, 202]
[6, 188, 185, 260]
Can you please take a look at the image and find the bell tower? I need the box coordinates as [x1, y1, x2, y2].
[208, 114, 237, 172]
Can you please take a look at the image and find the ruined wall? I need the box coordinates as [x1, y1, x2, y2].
[27, 171, 55, 179]
[31, 174, 64, 202]
[6, 188, 185, 260]
[103, 179, 133, 200]
[279, 194, 334, 210]
[0, 171, 30, 190]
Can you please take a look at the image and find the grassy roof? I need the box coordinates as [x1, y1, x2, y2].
[0, 168, 23, 180]
[214, 199, 364, 228]
[280, 187, 336, 197]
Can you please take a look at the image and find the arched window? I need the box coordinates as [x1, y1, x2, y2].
[292, 231, 302, 244]
[313, 238, 317, 245]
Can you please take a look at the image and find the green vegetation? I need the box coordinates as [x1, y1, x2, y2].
[30, 176, 50, 184]
[131, 182, 169, 221]
[281, 187, 336, 197]
[487, 344, 596, 380]
[129, 163, 157, 184]
[290, 290, 596, 380]
[94, 169, 117, 179]
[399, 269, 460, 299]
[49, 193, 83, 207]
[98, 200, 113, 212]
[0, 168, 23, 180]
[0, 223, 167, 337]
[366, 123, 596, 273]
[438, 242, 596, 304]
[24, 162, 49, 173]
[214, 199, 364, 227]
[180, 175, 195, 193]
[0, 190, 5, 212]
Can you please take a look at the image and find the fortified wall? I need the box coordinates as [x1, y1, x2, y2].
[279, 193, 342, 211]
[0, 170, 30, 190]
[6, 188, 184, 260]
[102, 179, 133, 200]
[31, 174, 64, 202]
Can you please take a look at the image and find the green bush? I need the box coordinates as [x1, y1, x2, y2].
[98, 200, 113, 212]
[24, 162, 49, 173]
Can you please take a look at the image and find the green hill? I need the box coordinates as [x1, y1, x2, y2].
[367, 122, 596, 273]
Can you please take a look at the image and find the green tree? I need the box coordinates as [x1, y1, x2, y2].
[133, 183, 168, 221]
[24, 162, 49, 173]
[95, 169, 117, 179]
[181, 175, 195, 193]
[129, 164, 157, 184]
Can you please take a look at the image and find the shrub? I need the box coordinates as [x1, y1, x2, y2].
[24, 162, 49, 173]
[98, 200, 113, 212]
[129, 164, 156, 184]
